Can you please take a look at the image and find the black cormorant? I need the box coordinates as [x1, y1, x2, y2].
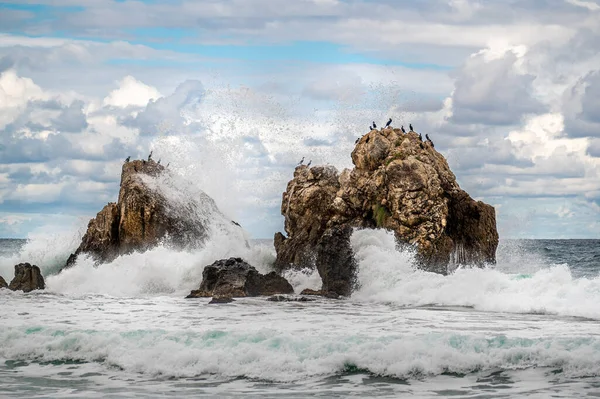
[148, 150, 153, 161]
[426, 134, 434, 148]
[419, 133, 423, 141]
[298, 157, 304, 166]
[385, 118, 392, 128]
[125, 156, 130, 162]
[409, 124, 414, 132]
[307, 160, 312, 167]
[373, 121, 377, 129]
[401, 125, 406, 133]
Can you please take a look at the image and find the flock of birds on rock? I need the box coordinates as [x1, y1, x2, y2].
[361, 119, 434, 148]
[124, 151, 169, 167]
[125, 119, 435, 170]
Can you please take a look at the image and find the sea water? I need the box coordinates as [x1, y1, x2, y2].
[1, 230, 600, 398]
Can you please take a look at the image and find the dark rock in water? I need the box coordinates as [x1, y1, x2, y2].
[0, 275, 7, 289]
[8, 263, 45, 292]
[274, 128, 499, 284]
[186, 257, 294, 298]
[208, 296, 235, 304]
[267, 295, 315, 302]
[316, 225, 357, 297]
[63, 159, 240, 270]
[300, 288, 324, 296]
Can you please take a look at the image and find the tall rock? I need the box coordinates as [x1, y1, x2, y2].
[64, 159, 236, 268]
[275, 128, 499, 291]
[0, 275, 7, 289]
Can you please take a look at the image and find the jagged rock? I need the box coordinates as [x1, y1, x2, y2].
[64, 159, 236, 269]
[0, 275, 7, 289]
[8, 263, 45, 292]
[275, 128, 498, 285]
[208, 296, 235, 304]
[186, 257, 294, 298]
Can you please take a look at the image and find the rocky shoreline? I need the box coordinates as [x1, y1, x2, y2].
[3, 126, 498, 302]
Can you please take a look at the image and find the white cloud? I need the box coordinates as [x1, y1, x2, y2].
[103, 75, 162, 108]
[566, 0, 600, 11]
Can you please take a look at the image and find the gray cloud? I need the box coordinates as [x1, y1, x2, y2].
[52, 100, 88, 133]
[450, 51, 546, 125]
[588, 138, 600, 157]
[124, 80, 204, 136]
[563, 70, 600, 138]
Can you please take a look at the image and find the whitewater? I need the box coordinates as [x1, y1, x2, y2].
[1, 229, 600, 398]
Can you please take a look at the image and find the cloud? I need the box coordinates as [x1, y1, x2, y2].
[103, 75, 162, 108]
[124, 79, 204, 136]
[588, 138, 600, 157]
[449, 47, 546, 125]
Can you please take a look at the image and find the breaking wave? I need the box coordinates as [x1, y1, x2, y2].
[350, 229, 600, 319]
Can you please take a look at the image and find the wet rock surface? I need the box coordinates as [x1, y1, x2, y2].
[8, 263, 45, 292]
[186, 257, 294, 298]
[64, 159, 232, 269]
[275, 127, 499, 293]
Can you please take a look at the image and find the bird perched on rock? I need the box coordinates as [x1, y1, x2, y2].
[419, 133, 423, 141]
[307, 160, 312, 167]
[157, 159, 161, 165]
[373, 121, 377, 129]
[385, 118, 392, 128]
[426, 134, 434, 148]
[369, 125, 373, 131]
[298, 157, 304, 166]
[355, 137, 360, 144]
[410, 124, 414, 132]
[148, 151, 153, 161]
[125, 156, 130, 162]
[401, 125, 406, 133]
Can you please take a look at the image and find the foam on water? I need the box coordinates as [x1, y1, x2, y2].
[350, 229, 600, 319]
[0, 326, 599, 381]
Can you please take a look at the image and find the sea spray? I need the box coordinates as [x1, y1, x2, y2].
[350, 229, 600, 319]
[0, 227, 85, 280]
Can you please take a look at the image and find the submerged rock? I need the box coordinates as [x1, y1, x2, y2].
[0, 275, 7, 289]
[8, 263, 45, 292]
[64, 159, 240, 269]
[186, 257, 294, 298]
[208, 296, 235, 304]
[267, 295, 315, 302]
[275, 128, 499, 293]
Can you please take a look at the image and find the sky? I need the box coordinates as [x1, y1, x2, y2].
[0, 0, 599, 239]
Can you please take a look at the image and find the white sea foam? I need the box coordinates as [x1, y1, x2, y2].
[350, 229, 600, 319]
[1, 323, 599, 381]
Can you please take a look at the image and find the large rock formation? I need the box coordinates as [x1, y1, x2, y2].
[275, 128, 498, 290]
[0, 275, 7, 289]
[186, 257, 294, 298]
[64, 159, 234, 268]
[8, 263, 45, 292]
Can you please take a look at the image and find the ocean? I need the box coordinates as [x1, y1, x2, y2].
[1, 231, 599, 398]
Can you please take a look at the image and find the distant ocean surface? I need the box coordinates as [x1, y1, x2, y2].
[1, 233, 600, 398]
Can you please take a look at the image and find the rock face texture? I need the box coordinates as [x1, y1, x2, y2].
[0, 275, 7, 289]
[186, 257, 294, 298]
[275, 128, 498, 286]
[8, 263, 45, 292]
[64, 159, 228, 268]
